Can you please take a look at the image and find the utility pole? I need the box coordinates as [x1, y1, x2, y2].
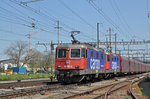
[97, 23, 103, 48]
[128, 44, 130, 58]
[55, 21, 62, 45]
[97, 23, 99, 48]
[50, 41, 54, 74]
[146, 44, 148, 62]
[25, 30, 42, 53]
[109, 28, 113, 52]
[28, 32, 31, 52]
[115, 33, 117, 53]
[106, 37, 109, 51]
[118, 50, 121, 55]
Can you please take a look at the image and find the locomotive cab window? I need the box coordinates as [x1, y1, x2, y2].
[57, 49, 67, 58]
[56, 49, 57, 58]
[71, 49, 80, 58]
[81, 48, 85, 58]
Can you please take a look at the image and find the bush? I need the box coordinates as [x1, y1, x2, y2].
[0, 74, 55, 81]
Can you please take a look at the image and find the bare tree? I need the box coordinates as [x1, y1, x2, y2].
[5, 40, 52, 70]
[40, 53, 50, 70]
[25, 49, 51, 70]
[5, 41, 28, 67]
[28, 49, 44, 70]
[29, 51, 51, 70]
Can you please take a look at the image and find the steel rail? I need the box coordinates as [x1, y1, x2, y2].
[64, 75, 145, 99]
[94, 78, 142, 99]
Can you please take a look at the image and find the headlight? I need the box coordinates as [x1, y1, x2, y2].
[57, 66, 61, 68]
[75, 65, 80, 69]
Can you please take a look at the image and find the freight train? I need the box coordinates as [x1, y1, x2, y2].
[55, 34, 150, 83]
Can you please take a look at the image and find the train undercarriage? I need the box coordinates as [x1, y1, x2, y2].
[55, 69, 122, 83]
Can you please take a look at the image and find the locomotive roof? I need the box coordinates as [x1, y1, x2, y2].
[105, 52, 119, 56]
[57, 43, 105, 52]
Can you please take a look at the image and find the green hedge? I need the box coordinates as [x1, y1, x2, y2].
[0, 74, 55, 81]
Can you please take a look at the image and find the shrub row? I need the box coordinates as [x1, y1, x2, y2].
[0, 74, 55, 81]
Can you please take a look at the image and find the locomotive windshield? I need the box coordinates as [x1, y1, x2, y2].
[71, 49, 80, 58]
[57, 49, 67, 58]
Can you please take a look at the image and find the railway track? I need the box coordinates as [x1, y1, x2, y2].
[60, 74, 145, 99]
[0, 73, 146, 99]
[127, 81, 137, 99]
[0, 84, 59, 98]
[0, 81, 79, 99]
[63, 81, 132, 99]
[0, 79, 57, 89]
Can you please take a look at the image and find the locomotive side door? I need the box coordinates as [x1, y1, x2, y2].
[104, 54, 111, 69]
[100, 52, 105, 69]
[81, 48, 87, 69]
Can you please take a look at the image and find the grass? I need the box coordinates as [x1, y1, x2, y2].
[136, 81, 148, 99]
[0, 74, 55, 81]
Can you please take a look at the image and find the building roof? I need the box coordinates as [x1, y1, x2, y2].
[0, 59, 14, 63]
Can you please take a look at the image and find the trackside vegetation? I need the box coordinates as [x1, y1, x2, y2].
[0, 74, 55, 81]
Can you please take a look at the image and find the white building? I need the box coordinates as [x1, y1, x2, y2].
[0, 59, 27, 70]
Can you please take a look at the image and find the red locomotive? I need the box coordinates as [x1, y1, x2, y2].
[55, 33, 150, 83]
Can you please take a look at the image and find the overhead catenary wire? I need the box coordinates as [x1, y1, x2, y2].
[109, 0, 132, 38]
[0, 29, 70, 46]
[9, 0, 68, 39]
[87, 1, 119, 30]
[1, 1, 56, 30]
[113, 0, 144, 40]
[0, 3, 70, 40]
[0, 6, 32, 25]
[0, 18, 35, 29]
[0, 6, 48, 30]
[9, 0, 57, 23]
[0, 16, 55, 35]
[57, 0, 97, 41]
[0, 29, 48, 41]
[0, 18, 70, 43]
[35, 3, 96, 40]
[57, 0, 96, 30]
[113, 0, 133, 32]
[2, 0, 31, 20]
[0, 38, 12, 42]
[87, 0, 131, 40]
[36, 3, 86, 27]
[9, 0, 97, 41]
